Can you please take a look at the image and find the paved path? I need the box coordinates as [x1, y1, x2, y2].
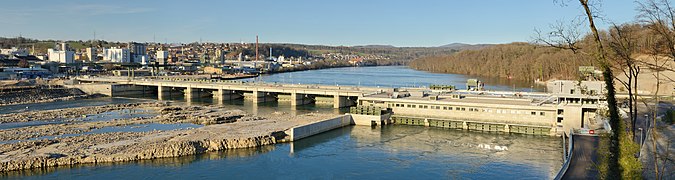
[562, 135, 599, 180]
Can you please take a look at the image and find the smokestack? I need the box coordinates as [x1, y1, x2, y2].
[255, 35, 259, 61]
[269, 47, 272, 58]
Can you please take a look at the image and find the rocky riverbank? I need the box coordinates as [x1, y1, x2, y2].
[0, 80, 102, 106]
[0, 103, 339, 172]
[0, 102, 163, 123]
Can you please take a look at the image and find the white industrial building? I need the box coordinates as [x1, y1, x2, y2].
[47, 48, 74, 64]
[103, 48, 130, 63]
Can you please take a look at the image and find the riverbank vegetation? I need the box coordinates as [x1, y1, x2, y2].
[410, 42, 591, 81]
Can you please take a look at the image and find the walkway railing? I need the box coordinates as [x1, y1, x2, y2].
[554, 130, 575, 180]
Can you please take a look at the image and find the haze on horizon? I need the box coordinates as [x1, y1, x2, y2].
[1, 0, 635, 47]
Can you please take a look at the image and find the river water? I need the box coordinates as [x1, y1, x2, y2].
[246, 66, 546, 92]
[1, 66, 561, 179]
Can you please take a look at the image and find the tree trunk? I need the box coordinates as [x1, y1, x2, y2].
[579, 0, 622, 178]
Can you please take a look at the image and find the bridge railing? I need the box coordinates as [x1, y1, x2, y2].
[554, 130, 575, 180]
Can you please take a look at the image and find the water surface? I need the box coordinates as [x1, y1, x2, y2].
[4, 125, 562, 179]
[245, 66, 545, 92]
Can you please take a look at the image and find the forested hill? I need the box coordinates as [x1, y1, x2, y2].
[409, 42, 594, 81]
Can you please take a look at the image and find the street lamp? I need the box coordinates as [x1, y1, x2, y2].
[638, 128, 643, 146]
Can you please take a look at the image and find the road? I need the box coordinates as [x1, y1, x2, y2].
[562, 135, 599, 180]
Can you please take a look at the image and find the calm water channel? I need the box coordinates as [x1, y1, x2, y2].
[2, 66, 561, 179]
[246, 66, 546, 92]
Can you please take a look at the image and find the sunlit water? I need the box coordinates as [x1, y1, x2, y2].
[1, 66, 561, 179]
[3, 126, 562, 179]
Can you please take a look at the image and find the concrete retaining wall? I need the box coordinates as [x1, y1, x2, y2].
[65, 84, 113, 96]
[287, 115, 353, 141]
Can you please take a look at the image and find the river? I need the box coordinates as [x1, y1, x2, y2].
[246, 66, 546, 92]
[1, 66, 561, 179]
[5, 126, 562, 179]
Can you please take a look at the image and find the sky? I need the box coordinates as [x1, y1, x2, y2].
[0, 0, 639, 47]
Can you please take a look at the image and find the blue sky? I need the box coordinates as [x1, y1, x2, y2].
[1, 0, 638, 47]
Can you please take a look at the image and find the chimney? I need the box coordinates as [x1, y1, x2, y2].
[255, 35, 259, 61]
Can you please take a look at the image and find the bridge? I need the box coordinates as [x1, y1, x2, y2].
[73, 76, 384, 108]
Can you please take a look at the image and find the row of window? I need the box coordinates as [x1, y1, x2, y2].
[390, 103, 546, 116]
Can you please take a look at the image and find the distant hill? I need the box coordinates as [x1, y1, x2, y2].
[351, 45, 397, 48]
[410, 42, 592, 81]
[439, 43, 494, 50]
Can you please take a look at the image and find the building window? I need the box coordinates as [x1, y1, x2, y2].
[531, 112, 537, 115]
[540, 112, 545, 116]
[461, 108, 466, 111]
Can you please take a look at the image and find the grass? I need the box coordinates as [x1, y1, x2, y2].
[596, 119, 643, 179]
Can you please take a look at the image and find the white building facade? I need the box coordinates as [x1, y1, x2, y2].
[47, 48, 74, 64]
[1, 48, 29, 57]
[103, 48, 130, 63]
[156, 51, 168, 65]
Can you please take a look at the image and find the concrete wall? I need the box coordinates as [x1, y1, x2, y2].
[384, 104, 557, 127]
[351, 113, 392, 126]
[65, 84, 113, 96]
[111, 84, 151, 96]
[562, 105, 583, 133]
[286, 115, 352, 141]
[547, 80, 606, 95]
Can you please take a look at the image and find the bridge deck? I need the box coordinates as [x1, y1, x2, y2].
[561, 135, 599, 180]
[77, 77, 375, 97]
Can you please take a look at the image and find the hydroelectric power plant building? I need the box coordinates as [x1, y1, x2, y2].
[358, 87, 603, 136]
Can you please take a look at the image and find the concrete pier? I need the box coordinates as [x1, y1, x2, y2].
[213, 89, 242, 101]
[333, 94, 354, 108]
[284, 115, 353, 141]
[184, 87, 197, 100]
[290, 93, 313, 106]
[157, 85, 171, 100]
[251, 91, 276, 103]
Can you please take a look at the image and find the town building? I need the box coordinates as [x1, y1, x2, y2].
[47, 42, 75, 64]
[85, 47, 97, 62]
[103, 47, 131, 63]
[156, 50, 169, 65]
[47, 49, 74, 64]
[129, 42, 147, 63]
[213, 49, 225, 64]
[0, 47, 29, 57]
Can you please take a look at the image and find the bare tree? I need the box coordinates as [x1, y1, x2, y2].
[638, 0, 675, 63]
[607, 24, 642, 139]
[577, 1, 624, 178]
[540, 0, 625, 177]
[534, 20, 585, 53]
[637, 1, 675, 177]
